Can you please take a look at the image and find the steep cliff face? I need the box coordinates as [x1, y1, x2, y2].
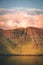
[0, 27, 43, 44]
[1, 27, 43, 38]
[0, 27, 43, 47]
[0, 27, 43, 54]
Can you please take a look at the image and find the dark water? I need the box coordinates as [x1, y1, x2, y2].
[0, 56, 43, 65]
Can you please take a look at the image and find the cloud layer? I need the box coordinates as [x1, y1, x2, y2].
[0, 8, 43, 30]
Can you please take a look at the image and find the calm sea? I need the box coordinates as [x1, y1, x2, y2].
[0, 56, 43, 65]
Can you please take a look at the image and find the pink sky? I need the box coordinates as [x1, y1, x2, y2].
[0, 8, 43, 30]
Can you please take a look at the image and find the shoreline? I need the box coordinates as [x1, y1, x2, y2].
[0, 54, 43, 56]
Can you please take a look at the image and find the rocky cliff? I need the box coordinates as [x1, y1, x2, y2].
[0, 27, 43, 54]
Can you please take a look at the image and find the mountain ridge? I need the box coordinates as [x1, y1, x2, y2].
[0, 27, 43, 54]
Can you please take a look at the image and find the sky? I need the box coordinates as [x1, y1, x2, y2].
[0, 0, 43, 9]
[0, 0, 43, 30]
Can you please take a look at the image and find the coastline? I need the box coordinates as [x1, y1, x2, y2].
[0, 54, 43, 56]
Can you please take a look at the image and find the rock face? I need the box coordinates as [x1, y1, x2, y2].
[0, 27, 43, 46]
[0, 27, 43, 54]
[0, 27, 43, 38]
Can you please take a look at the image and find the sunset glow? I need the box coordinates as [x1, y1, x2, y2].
[6, 20, 14, 27]
[0, 0, 43, 30]
[0, 10, 43, 30]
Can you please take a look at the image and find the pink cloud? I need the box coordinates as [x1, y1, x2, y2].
[0, 11, 43, 30]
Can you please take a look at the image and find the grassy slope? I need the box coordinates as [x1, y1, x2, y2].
[0, 38, 18, 54]
[0, 37, 43, 55]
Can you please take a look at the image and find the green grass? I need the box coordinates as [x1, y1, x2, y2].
[0, 37, 43, 54]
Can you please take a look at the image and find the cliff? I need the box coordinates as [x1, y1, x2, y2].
[0, 27, 43, 54]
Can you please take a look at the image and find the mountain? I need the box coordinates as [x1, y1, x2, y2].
[0, 27, 43, 54]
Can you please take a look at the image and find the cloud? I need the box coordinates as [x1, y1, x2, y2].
[0, 8, 43, 30]
[0, 8, 43, 15]
[0, 8, 15, 15]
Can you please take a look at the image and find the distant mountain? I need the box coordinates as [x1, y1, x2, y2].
[0, 27, 43, 54]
